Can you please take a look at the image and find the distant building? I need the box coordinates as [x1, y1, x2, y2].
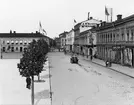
[0, 31, 51, 58]
[66, 29, 74, 52]
[74, 17, 100, 56]
[73, 23, 81, 54]
[59, 31, 68, 50]
[55, 37, 60, 49]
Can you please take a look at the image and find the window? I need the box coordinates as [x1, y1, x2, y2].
[20, 41, 22, 44]
[11, 41, 14, 44]
[7, 41, 10, 44]
[110, 33, 112, 42]
[127, 30, 129, 41]
[3, 41, 5, 44]
[113, 34, 115, 42]
[131, 30, 134, 41]
[20, 47, 22, 52]
[16, 47, 18, 51]
[28, 41, 31, 44]
[117, 34, 119, 41]
[24, 41, 27, 45]
[11, 47, 14, 52]
[16, 41, 18, 44]
[122, 33, 124, 41]
[2, 47, 5, 52]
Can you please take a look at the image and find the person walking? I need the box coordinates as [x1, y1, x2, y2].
[26, 77, 31, 89]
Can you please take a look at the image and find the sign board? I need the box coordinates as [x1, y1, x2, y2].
[112, 46, 125, 51]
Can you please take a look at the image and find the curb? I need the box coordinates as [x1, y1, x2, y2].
[78, 55, 134, 79]
[92, 61, 134, 79]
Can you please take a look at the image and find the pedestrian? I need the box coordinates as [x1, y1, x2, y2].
[26, 77, 31, 89]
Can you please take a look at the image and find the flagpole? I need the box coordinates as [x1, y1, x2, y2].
[111, 8, 113, 22]
[107, 15, 108, 22]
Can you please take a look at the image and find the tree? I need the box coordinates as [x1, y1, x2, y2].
[17, 38, 49, 105]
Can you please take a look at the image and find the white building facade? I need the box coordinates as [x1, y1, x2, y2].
[0, 32, 51, 59]
[66, 29, 74, 52]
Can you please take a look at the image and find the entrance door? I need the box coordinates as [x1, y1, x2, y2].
[20, 47, 22, 52]
[11, 47, 14, 52]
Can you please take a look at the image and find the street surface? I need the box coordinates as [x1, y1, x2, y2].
[49, 52, 134, 105]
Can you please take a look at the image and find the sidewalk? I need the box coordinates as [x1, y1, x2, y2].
[77, 55, 134, 78]
[34, 58, 51, 105]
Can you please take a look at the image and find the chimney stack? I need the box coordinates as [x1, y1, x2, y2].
[10, 30, 12, 34]
[117, 14, 122, 20]
[90, 17, 93, 19]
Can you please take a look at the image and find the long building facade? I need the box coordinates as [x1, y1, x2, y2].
[59, 31, 68, 51]
[0, 31, 51, 58]
[97, 14, 134, 67]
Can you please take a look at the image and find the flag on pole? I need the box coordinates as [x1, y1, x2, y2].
[43, 29, 47, 35]
[74, 19, 77, 23]
[39, 21, 42, 29]
[105, 6, 110, 16]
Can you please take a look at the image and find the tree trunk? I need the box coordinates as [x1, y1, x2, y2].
[31, 76, 34, 105]
[38, 74, 40, 81]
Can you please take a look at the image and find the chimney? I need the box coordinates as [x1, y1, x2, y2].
[117, 14, 122, 20]
[103, 21, 106, 26]
[90, 17, 93, 19]
[97, 24, 100, 27]
[10, 30, 12, 34]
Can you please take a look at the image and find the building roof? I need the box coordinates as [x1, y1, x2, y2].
[98, 14, 134, 31]
[0, 32, 46, 38]
[59, 31, 68, 38]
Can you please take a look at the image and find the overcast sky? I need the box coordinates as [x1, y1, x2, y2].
[0, 0, 134, 38]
